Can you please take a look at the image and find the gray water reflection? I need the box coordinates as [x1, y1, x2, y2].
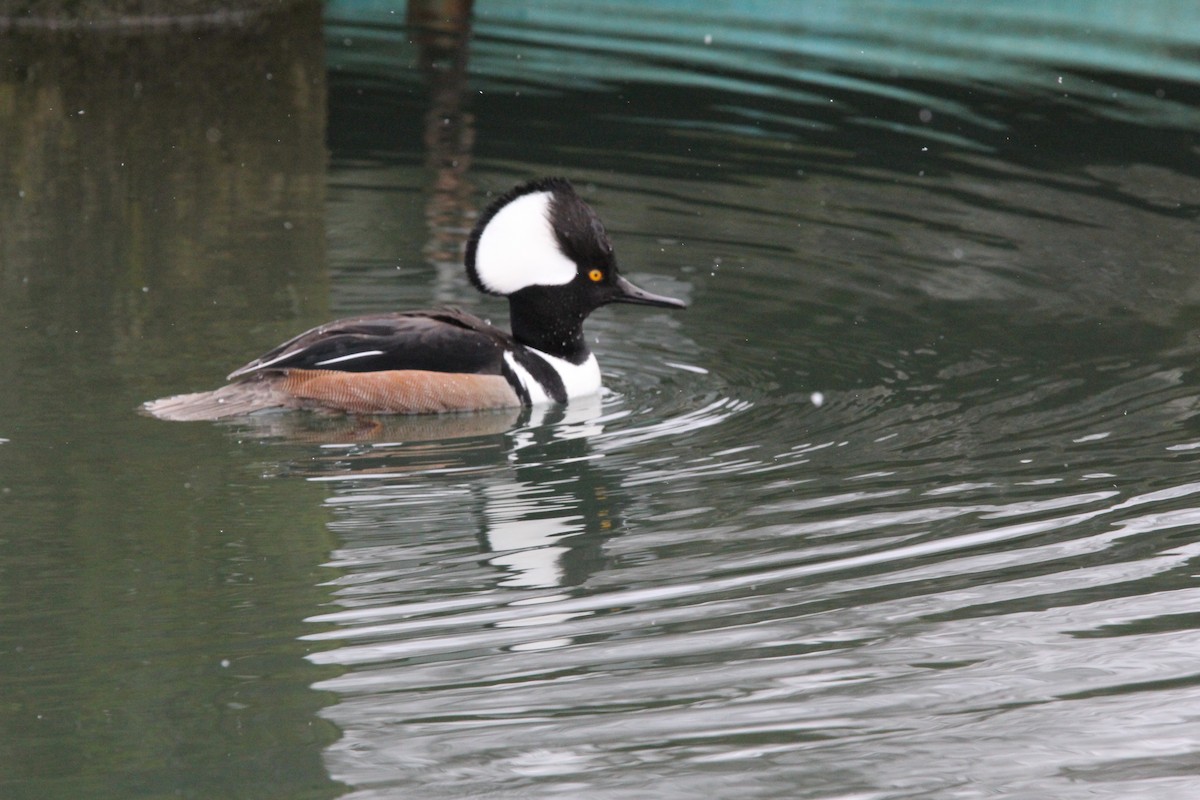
[0, 2, 328, 397]
[0, 7, 340, 800]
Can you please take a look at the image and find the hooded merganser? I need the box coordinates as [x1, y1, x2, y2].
[143, 177, 686, 420]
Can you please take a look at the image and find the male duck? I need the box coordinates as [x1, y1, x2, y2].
[143, 177, 685, 420]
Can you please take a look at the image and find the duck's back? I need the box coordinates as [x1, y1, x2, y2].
[228, 309, 513, 378]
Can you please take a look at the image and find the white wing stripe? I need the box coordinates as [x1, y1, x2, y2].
[313, 350, 386, 366]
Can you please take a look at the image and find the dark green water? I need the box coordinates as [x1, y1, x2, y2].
[4, 2, 1200, 798]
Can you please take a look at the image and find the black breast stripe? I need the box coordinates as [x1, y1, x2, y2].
[511, 347, 568, 404]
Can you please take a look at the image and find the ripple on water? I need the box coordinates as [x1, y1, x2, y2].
[303, 493, 1200, 797]
[295, 8, 1200, 792]
[282, 323, 1200, 798]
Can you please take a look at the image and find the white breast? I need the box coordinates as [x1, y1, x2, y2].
[504, 349, 601, 405]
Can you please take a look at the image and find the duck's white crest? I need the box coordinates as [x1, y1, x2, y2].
[473, 190, 577, 295]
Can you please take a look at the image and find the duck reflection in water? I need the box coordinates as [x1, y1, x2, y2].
[249, 394, 624, 592]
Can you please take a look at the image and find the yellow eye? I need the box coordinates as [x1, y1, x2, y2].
[588, 269, 604, 282]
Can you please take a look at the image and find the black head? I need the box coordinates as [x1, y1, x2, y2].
[464, 178, 685, 360]
[465, 177, 686, 312]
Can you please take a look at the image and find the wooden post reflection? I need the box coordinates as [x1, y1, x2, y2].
[408, 0, 477, 291]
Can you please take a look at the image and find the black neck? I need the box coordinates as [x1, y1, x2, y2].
[508, 286, 592, 364]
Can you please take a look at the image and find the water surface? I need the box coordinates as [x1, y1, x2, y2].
[3, 2, 1200, 798]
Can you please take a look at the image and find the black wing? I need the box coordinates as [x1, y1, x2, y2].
[227, 309, 512, 380]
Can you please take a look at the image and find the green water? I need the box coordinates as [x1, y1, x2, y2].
[4, 2, 1200, 798]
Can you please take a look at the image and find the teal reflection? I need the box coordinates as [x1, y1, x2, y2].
[328, 0, 1200, 133]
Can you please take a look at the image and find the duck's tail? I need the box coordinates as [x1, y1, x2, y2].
[140, 379, 296, 421]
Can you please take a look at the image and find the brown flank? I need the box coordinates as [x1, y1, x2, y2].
[278, 369, 521, 414]
[142, 368, 521, 420]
